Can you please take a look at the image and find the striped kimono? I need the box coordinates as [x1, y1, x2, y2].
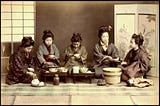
[37, 43, 60, 68]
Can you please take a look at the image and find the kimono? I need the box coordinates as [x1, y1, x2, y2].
[6, 47, 35, 85]
[93, 42, 119, 77]
[63, 45, 88, 68]
[121, 46, 151, 81]
[37, 43, 60, 68]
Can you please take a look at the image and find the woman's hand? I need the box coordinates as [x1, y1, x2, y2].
[104, 55, 113, 60]
[49, 55, 56, 59]
[99, 55, 112, 64]
[68, 53, 74, 56]
[74, 53, 81, 59]
[112, 57, 119, 61]
[26, 71, 37, 79]
[110, 57, 121, 62]
[121, 61, 127, 65]
[27, 68, 34, 72]
[46, 62, 54, 66]
[26, 71, 35, 76]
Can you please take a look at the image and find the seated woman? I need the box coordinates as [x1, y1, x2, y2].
[93, 26, 120, 86]
[37, 30, 60, 69]
[63, 33, 88, 73]
[121, 33, 151, 86]
[6, 37, 44, 86]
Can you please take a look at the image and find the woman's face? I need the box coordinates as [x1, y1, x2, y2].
[101, 32, 109, 44]
[24, 46, 33, 53]
[72, 42, 81, 48]
[44, 37, 53, 46]
[130, 38, 138, 49]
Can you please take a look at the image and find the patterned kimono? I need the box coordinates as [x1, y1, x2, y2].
[93, 42, 119, 77]
[121, 46, 151, 81]
[63, 45, 88, 68]
[6, 47, 35, 85]
[37, 43, 60, 68]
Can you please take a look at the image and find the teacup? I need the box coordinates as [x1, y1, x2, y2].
[72, 66, 80, 73]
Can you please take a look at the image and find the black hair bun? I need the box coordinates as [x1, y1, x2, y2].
[43, 30, 51, 34]
[99, 25, 112, 31]
[71, 32, 82, 42]
[21, 36, 34, 47]
[42, 30, 54, 40]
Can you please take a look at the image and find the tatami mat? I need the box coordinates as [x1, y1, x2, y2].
[13, 96, 70, 105]
[1, 80, 157, 96]
[70, 96, 134, 105]
[1, 75, 159, 105]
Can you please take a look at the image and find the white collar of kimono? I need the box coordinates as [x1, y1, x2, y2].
[42, 43, 54, 54]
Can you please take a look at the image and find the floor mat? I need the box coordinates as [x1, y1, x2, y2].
[1, 81, 157, 96]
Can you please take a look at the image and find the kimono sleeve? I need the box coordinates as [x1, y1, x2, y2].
[28, 56, 35, 68]
[111, 45, 119, 59]
[37, 46, 46, 64]
[124, 50, 132, 64]
[139, 52, 150, 73]
[52, 44, 60, 65]
[9, 54, 28, 78]
[64, 47, 71, 61]
[93, 44, 105, 63]
[53, 44, 60, 59]
[78, 46, 88, 64]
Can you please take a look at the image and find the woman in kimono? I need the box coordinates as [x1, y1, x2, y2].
[37, 30, 60, 69]
[63, 33, 88, 73]
[6, 37, 39, 85]
[121, 33, 151, 85]
[93, 26, 120, 86]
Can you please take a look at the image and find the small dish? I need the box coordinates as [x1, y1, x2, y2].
[45, 71, 50, 73]
[31, 79, 40, 86]
[49, 68, 57, 72]
[86, 71, 92, 73]
[57, 67, 65, 72]
[80, 67, 88, 73]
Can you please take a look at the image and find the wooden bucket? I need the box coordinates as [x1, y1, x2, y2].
[103, 67, 122, 84]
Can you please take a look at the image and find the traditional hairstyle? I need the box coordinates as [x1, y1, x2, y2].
[98, 25, 112, 38]
[132, 33, 144, 46]
[42, 30, 54, 41]
[71, 33, 82, 42]
[21, 36, 34, 47]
